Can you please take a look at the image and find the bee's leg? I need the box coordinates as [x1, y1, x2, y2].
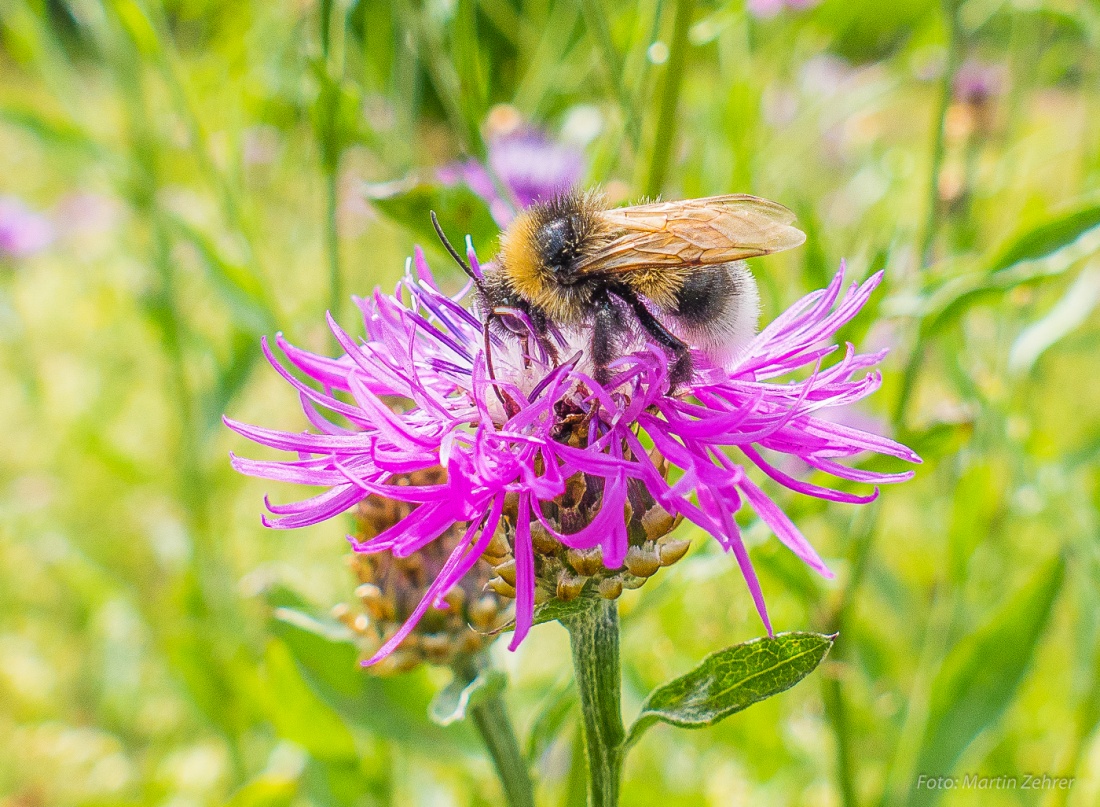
[528, 309, 561, 366]
[607, 284, 693, 387]
[590, 289, 627, 386]
[482, 314, 520, 418]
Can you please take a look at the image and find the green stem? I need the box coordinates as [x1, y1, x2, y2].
[879, 586, 960, 807]
[319, 0, 344, 320]
[579, 0, 642, 154]
[565, 598, 625, 807]
[452, 656, 534, 807]
[644, 0, 695, 198]
[892, 332, 925, 432]
[469, 692, 536, 807]
[822, 675, 858, 807]
[918, 0, 963, 268]
[325, 164, 342, 318]
[820, 504, 880, 807]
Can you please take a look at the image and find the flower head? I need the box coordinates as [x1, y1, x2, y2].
[227, 243, 919, 665]
[953, 58, 1005, 108]
[0, 196, 53, 258]
[439, 128, 584, 227]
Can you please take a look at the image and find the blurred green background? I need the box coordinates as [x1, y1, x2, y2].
[1, 0, 1099, 805]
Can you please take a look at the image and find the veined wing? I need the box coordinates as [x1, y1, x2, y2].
[575, 194, 805, 275]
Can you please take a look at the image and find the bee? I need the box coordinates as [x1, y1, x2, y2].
[431, 190, 805, 388]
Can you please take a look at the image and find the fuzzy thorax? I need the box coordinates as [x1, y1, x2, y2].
[495, 190, 613, 323]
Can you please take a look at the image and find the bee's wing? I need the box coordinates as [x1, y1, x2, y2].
[575, 195, 805, 275]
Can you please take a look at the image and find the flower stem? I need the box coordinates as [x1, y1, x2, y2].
[918, 0, 964, 268]
[319, 0, 344, 321]
[565, 598, 625, 807]
[452, 654, 534, 807]
[468, 691, 536, 807]
[644, 0, 695, 198]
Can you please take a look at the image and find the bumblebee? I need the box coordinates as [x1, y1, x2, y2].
[432, 190, 805, 386]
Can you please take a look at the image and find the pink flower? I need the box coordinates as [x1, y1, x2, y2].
[747, 0, 820, 18]
[226, 246, 918, 664]
[0, 196, 53, 258]
[439, 129, 584, 227]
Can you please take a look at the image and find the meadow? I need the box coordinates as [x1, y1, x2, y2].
[1, 0, 1098, 805]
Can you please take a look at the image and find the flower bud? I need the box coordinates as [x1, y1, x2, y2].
[342, 469, 513, 673]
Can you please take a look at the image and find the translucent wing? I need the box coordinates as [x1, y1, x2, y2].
[575, 194, 805, 275]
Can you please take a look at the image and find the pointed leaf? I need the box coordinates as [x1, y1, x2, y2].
[429, 668, 507, 726]
[487, 589, 601, 637]
[366, 180, 500, 255]
[259, 593, 477, 752]
[907, 556, 1064, 806]
[989, 203, 1100, 272]
[261, 638, 358, 761]
[624, 632, 835, 749]
[525, 678, 579, 763]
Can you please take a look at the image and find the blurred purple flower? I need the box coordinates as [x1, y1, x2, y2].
[439, 129, 584, 227]
[953, 59, 1005, 106]
[0, 196, 53, 258]
[227, 248, 918, 664]
[748, 0, 819, 18]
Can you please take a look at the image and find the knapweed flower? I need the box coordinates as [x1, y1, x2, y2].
[227, 244, 919, 665]
[0, 196, 53, 258]
[439, 128, 584, 227]
[949, 58, 1005, 141]
[953, 58, 1005, 108]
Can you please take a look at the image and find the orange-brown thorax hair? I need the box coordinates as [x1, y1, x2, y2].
[497, 191, 695, 322]
[497, 208, 546, 305]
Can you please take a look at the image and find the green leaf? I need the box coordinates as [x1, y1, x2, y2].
[989, 204, 1100, 272]
[488, 589, 602, 637]
[921, 202, 1100, 335]
[1008, 262, 1100, 374]
[262, 597, 477, 752]
[907, 555, 1064, 807]
[0, 103, 101, 156]
[201, 328, 264, 437]
[262, 638, 359, 761]
[429, 668, 507, 726]
[225, 772, 299, 807]
[947, 461, 1004, 585]
[166, 214, 276, 334]
[624, 632, 835, 749]
[367, 180, 500, 257]
[112, 0, 162, 57]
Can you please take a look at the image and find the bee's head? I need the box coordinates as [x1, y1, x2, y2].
[498, 190, 606, 299]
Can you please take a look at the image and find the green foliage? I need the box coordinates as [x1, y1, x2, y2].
[625, 632, 835, 749]
[266, 599, 476, 752]
[907, 556, 1065, 807]
[989, 203, 1100, 273]
[429, 667, 507, 727]
[369, 180, 500, 256]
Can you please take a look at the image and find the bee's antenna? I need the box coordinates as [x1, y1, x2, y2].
[430, 211, 486, 293]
